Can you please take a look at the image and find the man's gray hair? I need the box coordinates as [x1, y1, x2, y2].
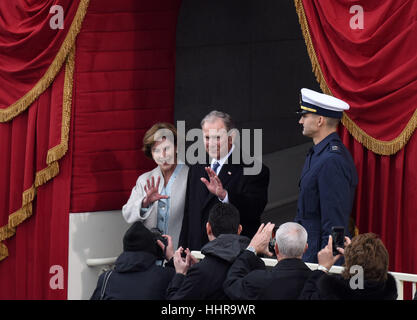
[200, 110, 236, 132]
[275, 222, 308, 258]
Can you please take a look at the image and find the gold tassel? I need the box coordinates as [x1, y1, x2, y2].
[294, 0, 417, 155]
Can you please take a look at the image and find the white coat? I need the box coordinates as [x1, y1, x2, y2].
[122, 164, 189, 250]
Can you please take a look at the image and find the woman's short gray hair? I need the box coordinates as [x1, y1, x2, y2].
[200, 110, 235, 132]
[275, 222, 308, 258]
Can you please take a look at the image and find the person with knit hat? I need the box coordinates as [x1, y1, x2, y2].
[90, 221, 175, 300]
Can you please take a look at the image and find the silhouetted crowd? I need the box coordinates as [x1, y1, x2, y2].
[91, 203, 399, 300]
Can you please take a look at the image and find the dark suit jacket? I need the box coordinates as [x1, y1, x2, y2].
[223, 251, 313, 300]
[179, 151, 269, 250]
[166, 234, 250, 300]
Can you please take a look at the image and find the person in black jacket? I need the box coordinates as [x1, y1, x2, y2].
[166, 202, 250, 300]
[223, 222, 312, 300]
[299, 233, 397, 300]
[179, 110, 269, 251]
[90, 221, 174, 300]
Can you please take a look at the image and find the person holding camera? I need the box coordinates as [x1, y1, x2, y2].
[299, 233, 397, 300]
[223, 222, 313, 300]
[165, 203, 250, 300]
[90, 221, 175, 300]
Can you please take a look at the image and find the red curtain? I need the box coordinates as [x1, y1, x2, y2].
[0, 59, 74, 299]
[0, 0, 181, 299]
[296, 0, 417, 152]
[70, 0, 181, 212]
[0, 0, 88, 299]
[295, 0, 417, 287]
[339, 126, 417, 276]
[0, 0, 88, 121]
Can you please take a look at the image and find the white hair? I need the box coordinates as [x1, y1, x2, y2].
[275, 222, 308, 258]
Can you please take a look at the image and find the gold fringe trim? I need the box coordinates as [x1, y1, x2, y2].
[0, 243, 8, 262]
[8, 203, 33, 230]
[47, 46, 75, 165]
[294, 0, 417, 155]
[341, 110, 417, 156]
[0, 0, 89, 123]
[0, 225, 15, 241]
[0, 43, 77, 262]
[294, 0, 332, 96]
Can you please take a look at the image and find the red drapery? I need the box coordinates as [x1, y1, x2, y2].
[0, 0, 88, 298]
[0, 53, 75, 299]
[0, 0, 181, 299]
[339, 125, 417, 276]
[296, 0, 417, 155]
[70, 0, 181, 212]
[0, 0, 88, 121]
[295, 0, 417, 290]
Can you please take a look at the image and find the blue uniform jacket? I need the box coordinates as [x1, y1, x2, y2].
[295, 132, 358, 263]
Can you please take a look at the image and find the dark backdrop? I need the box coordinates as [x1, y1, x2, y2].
[174, 0, 320, 154]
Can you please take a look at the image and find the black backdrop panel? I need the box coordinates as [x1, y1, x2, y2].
[174, 0, 321, 153]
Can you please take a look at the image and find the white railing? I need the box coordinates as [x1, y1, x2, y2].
[191, 251, 417, 300]
[86, 257, 117, 275]
[86, 251, 417, 300]
[86, 257, 117, 267]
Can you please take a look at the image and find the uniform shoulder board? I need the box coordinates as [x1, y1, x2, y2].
[330, 145, 341, 153]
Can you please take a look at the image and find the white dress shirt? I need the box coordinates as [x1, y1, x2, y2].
[210, 144, 235, 203]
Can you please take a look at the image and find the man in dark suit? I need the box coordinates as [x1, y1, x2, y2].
[223, 222, 313, 300]
[179, 110, 270, 250]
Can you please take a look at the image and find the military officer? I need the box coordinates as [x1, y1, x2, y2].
[295, 88, 358, 263]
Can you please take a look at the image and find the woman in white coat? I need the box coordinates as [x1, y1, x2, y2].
[122, 123, 188, 250]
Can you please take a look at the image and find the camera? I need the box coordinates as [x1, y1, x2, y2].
[150, 228, 168, 259]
